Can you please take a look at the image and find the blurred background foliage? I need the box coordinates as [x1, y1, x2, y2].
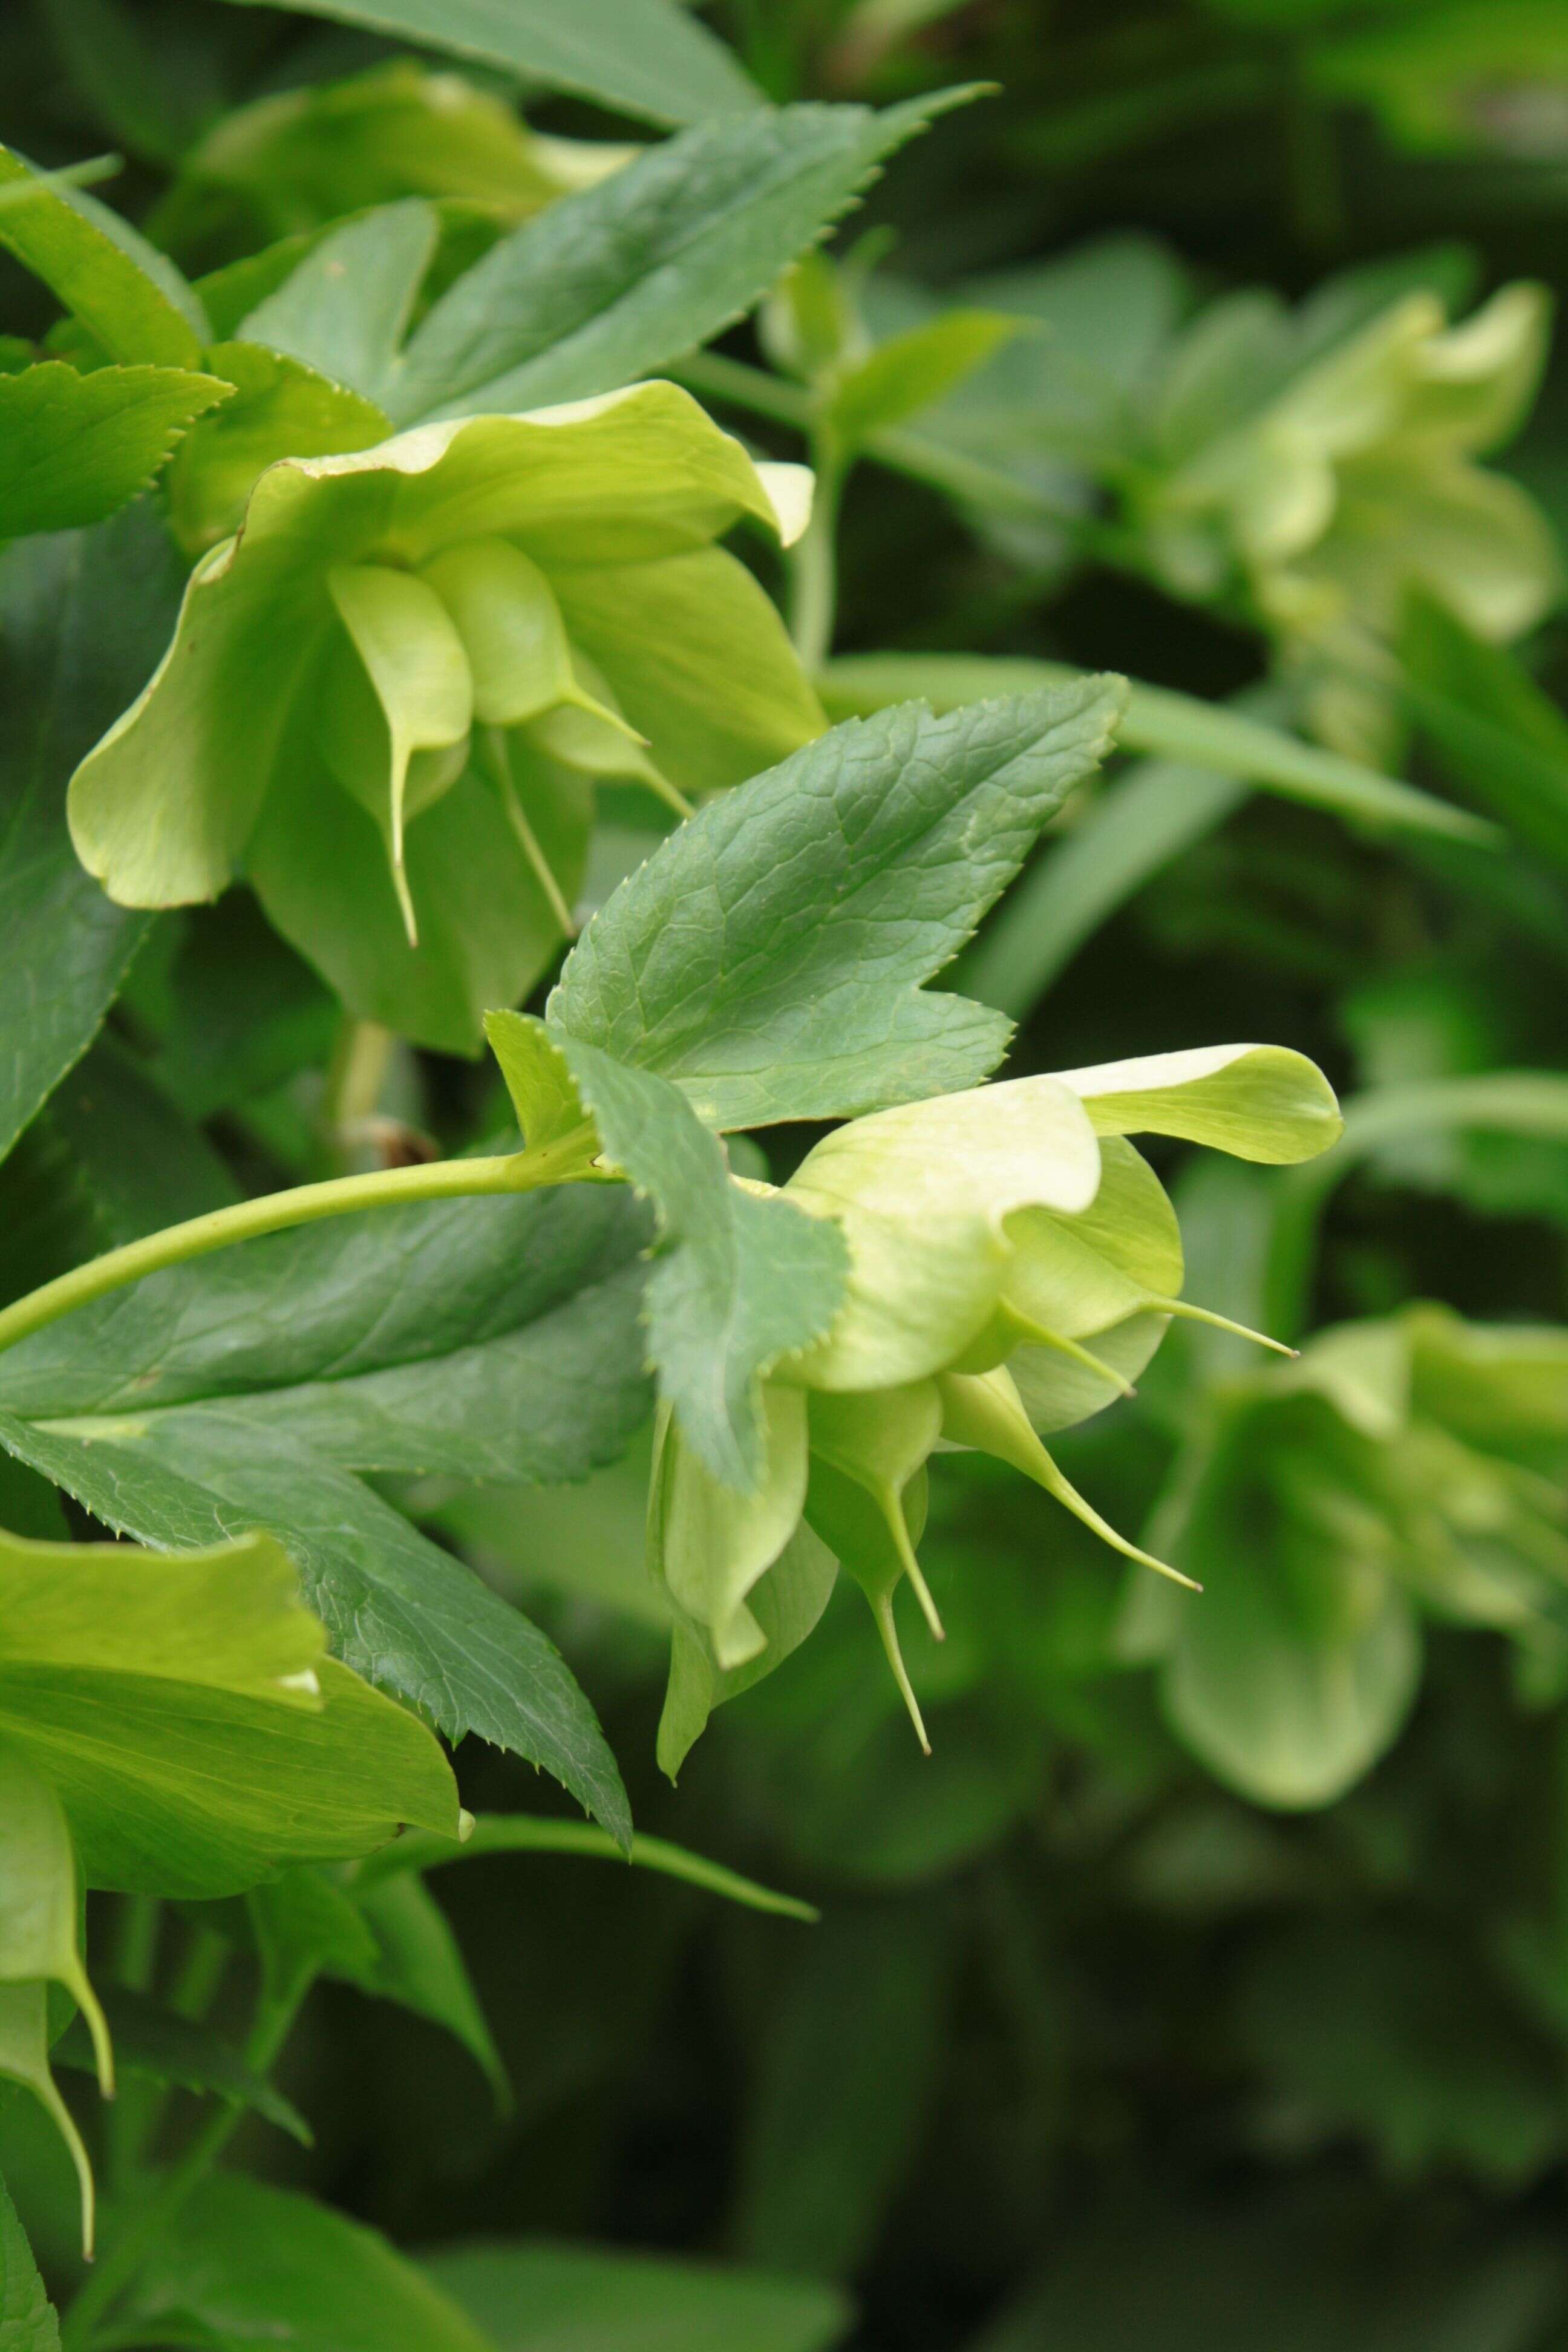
[5, 1, 1568, 2345]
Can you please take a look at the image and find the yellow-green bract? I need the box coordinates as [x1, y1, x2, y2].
[650, 1042, 1344, 1775]
[68, 381, 823, 1053]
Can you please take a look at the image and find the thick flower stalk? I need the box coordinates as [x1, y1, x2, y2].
[68, 382, 823, 1051]
[650, 1043, 1343, 1772]
[1135, 281, 1558, 756]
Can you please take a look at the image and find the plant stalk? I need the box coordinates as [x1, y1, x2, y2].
[0, 1133, 601, 1361]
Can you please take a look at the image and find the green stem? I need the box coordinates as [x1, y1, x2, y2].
[0, 1135, 599, 1361]
[62, 1985, 307, 2350]
[676, 351, 1098, 534]
[105, 1900, 161, 2189]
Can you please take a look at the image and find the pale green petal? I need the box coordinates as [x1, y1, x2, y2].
[939, 1364, 1196, 1587]
[1010, 1310, 1171, 1433]
[249, 739, 580, 1054]
[68, 531, 327, 906]
[654, 1385, 808, 1670]
[807, 1381, 944, 1637]
[421, 535, 579, 726]
[317, 383, 802, 569]
[656, 1522, 837, 1782]
[1397, 283, 1551, 457]
[552, 546, 827, 793]
[1315, 452, 1561, 642]
[322, 563, 472, 931]
[1050, 1043, 1342, 1163]
[802, 1459, 933, 1749]
[0, 1983, 96, 2256]
[0, 1746, 111, 2096]
[785, 1076, 1102, 1390]
[1002, 1135, 1182, 1339]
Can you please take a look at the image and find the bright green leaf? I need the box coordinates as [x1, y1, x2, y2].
[0, 145, 206, 366]
[388, 95, 970, 425]
[549, 683, 1127, 1129]
[0, 363, 229, 541]
[0, 1526, 459, 1896]
[210, 0, 762, 130]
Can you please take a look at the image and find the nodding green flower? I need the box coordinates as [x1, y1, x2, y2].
[1135, 280, 1558, 758]
[650, 1043, 1343, 1774]
[68, 382, 823, 1052]
[1126, 1302, 1568, 1809]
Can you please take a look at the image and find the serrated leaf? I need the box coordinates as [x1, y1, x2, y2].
[211, 0, 761, 129]
[166, 342, 391, 555]
[54, 1985, 311, 2143]
[388, 96, 969, 425]
[237, 200, 437, 416]
[554, 1041, 848, 1489]
[0, 509, 183, 1164]
[0, 1183, 648, 1844]
[0, 145, 206, 367]
[820, 651, 1495, 842]
[549, 684, 1126, 1130]
[0, 364, 229, 541]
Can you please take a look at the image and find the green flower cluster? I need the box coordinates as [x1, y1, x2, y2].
[650, 1043, 1343, 1774]
[68, 382, 823, 1051]
[1127, 278, 1558, 757]
[1126, 1302, 1568, 1809]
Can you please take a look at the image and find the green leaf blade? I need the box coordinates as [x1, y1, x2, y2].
[211, 0, 762, 129]
[549, 683, 1126, 1130]
[391, 96, 966, 425]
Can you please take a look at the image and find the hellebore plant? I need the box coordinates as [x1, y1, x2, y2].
[68, 381, 823, 1051]
[1125, 1301, 1568, 1810]
[648, 1043, 1342, 1774]
[1132, 280, 1559, 756]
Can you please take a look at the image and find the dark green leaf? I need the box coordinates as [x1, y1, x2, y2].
[549, 684, 1125, 1129]
[210, 0, 761, 129]
[390, 97, 968, 425]
[54, 1985, 311, 2143]
[0, 1183, 647, 1842]
[736, 1906, 949, 2279]
[1401, 589, 1568, 872]
[123, 2174, 492, 2352]
[545, 1039, 846, 1486]
[0, 508, 183, 1164]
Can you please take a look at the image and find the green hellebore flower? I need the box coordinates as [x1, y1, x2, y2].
[1125, 1302, 1568, 1808]
[1139, 281, 1558, 760]
[650, 1042, 1343, 1774]
[68, 381, 823, 1051]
